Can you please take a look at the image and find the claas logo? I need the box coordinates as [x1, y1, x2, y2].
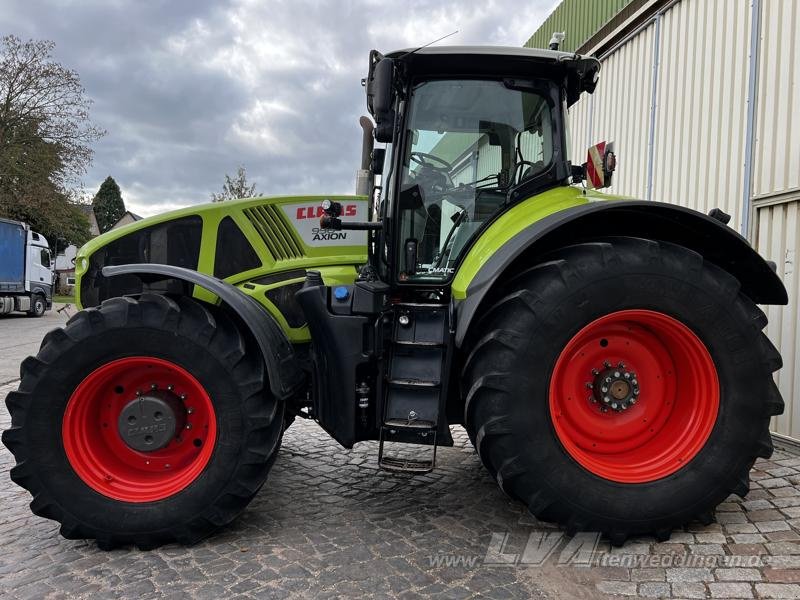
[295, 204, 358, 219]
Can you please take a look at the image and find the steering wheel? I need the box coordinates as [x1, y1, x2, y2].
[409, 152, 452, 172]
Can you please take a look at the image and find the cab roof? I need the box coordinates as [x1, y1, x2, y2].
[383, 45, 600, 104]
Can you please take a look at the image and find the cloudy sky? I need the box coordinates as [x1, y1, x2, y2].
[3, 0, 557, 217]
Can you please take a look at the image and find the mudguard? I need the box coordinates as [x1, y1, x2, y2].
[454, 200, 788, 347]
[102, 264, 305, 400]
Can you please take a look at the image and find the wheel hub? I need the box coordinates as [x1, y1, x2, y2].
[117, 388, 186, 452]
[590, 362, 640, 412]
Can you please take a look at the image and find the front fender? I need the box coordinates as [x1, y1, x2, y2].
[453, 200, 787, 347]
[102, 264, 305, 400]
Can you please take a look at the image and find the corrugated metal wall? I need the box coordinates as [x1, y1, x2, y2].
[592, 23, 655, 198]
[752, 0, 800, 201]
[565, 23, 656, 199]
[752, 0, 800, 439]
[568, 0, 753, 225]
[566, 91, 592, 161]
[651, 0, 752, 229]
[756, 200, 800, 438]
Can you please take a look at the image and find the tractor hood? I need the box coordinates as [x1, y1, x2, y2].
[74, 195, 369, 310]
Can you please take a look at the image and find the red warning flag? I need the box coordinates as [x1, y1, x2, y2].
[586, 141, 606, 189]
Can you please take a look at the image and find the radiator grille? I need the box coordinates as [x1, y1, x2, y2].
[243, 205, 304, 261]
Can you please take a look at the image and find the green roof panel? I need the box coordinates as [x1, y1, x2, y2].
[524, 0, 635, 53]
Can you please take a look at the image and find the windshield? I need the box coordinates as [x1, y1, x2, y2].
[396, 79, 554, 282]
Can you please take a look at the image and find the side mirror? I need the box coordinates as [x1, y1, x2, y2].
[366, 53, 396, 143]
[371, 148, 386, 175]
[585, 141, 616, 189]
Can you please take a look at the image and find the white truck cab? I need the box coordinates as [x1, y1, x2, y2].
[0, 218, 54, 317]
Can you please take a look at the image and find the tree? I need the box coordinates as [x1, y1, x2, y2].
[0, 35, 102, 249]
[0, 35, 104, 186]
[211, 166, 257, 202]
[0, 183, 91, 254]
[92, 176, 125, 233]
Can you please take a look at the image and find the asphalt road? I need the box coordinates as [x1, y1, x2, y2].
[0, 303, 74, 385]
[1, 310, 800, 599]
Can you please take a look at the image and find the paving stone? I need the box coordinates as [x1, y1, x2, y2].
[638, 581, 671, 597]
[732, 534, 767, 544]
[671, 581, 707, 598]
[714, 568, 763, 581]
[708, 582, 754, 598]
[758, 521, 792, 533]
[696, 532, 728, 544]
[631, 568, 666, 582]
[764, 568, 800, 583]
[666, 568, 714, 583]
[755, 583, 800, 599]
[596, 580, 637, 596]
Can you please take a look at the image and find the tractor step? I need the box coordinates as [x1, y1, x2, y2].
[378, 422, 438, 473]
[378, 303, 451, 473]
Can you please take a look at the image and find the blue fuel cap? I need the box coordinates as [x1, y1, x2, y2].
[334, 286, 349, 301]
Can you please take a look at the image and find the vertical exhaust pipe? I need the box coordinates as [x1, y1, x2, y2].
[355, 116, 375, 196]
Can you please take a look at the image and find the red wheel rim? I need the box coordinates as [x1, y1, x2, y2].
[62, 357, 216, 502]
[549, 310, 719, 483]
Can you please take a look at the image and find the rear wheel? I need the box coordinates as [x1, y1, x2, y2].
[463, 238, 784, 543]
[2, 294, 283, 549]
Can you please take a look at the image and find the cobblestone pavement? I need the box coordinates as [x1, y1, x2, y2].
[2, 374, 800, 599]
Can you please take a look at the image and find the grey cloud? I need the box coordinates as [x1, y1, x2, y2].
[3, 0, 556, 216]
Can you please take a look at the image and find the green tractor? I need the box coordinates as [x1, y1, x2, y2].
[3, 45, 787, 549]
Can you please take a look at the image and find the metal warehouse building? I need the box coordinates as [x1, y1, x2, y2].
[525, 0, 800, 441]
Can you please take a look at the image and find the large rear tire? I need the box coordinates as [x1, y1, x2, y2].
[2, 294, 283, 549]
[462, 238, 784, 544]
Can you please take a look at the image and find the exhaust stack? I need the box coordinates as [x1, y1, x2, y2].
[356, 116, 375, 196]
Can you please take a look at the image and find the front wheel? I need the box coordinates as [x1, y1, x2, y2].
[3, 294, 283, 549]
[463, 238, 784, 544]
[28, 294, 46, 317]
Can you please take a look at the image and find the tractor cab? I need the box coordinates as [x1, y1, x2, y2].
[330, 47, 599, 289]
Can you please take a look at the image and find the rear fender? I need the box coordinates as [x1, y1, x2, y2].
[102, 264, 305, 400]
[453, 201, 787, 347]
